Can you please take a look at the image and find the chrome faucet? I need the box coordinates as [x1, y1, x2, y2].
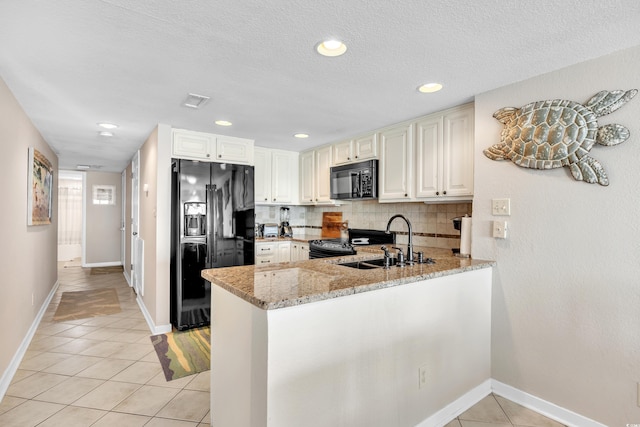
[385, 214, 414, 264]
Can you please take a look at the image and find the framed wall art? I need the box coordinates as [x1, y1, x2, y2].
[27, 147, 54, 225]
[92, 184, 116, 205]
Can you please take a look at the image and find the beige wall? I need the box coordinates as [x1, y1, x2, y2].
[0, 77, 58, 388]
[137, 124, 172, 330]
[473, 45, 640, 426]
[84, 171, 122, 265]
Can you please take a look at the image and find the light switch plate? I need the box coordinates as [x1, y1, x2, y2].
[492, 198, 511, 216]
[493, 221, 508, 239]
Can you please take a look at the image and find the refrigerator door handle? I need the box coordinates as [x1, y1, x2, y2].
[206, 184, 214, 266]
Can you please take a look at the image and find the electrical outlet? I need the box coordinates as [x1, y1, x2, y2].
[418, 365, 428, 389]
[493, 221, 508, 239]
[491, 198, 511, 216]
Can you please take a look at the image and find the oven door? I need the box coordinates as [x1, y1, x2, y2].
[330, 169, 361, 199]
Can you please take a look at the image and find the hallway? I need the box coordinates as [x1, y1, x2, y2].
[0, 262, 210, 426]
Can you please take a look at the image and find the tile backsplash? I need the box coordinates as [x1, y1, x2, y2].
[255, 201, 472, 250]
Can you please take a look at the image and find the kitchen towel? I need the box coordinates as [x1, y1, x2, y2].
[460, 216, 472, 256]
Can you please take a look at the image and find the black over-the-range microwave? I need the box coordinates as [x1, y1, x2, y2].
[329, 159, 378, 200]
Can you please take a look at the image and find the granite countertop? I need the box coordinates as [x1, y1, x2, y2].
[202, 245, 495, 310]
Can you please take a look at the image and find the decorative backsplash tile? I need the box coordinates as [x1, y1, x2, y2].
[255, 201, 472, 250]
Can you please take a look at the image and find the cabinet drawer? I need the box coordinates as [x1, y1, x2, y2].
[255, 254, 276, 265]
[256, 243, 276, 255]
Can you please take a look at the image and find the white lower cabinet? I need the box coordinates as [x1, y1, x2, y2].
[255, 241, 309, 264]
[255, 241, 291, 265]
[290, 242, 309, 261]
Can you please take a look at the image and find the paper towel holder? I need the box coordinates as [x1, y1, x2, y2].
[452, 215, 471, 258]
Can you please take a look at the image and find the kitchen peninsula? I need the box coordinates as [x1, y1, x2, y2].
[202, 247, 495, 427]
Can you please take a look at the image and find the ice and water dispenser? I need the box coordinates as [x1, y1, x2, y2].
[184, 202, 206, 236]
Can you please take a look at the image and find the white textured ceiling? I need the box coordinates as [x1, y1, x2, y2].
[1, 0, 640, 172]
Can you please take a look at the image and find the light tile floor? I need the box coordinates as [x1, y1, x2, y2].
[0, 261, 566, 427]
[0, 262, 210, 427]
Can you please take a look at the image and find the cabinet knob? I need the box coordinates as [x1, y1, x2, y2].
[355, 155, 358, 159]
[347, 157, 351, 161]
[404, 193, 408, 197]
[206, 154, 210, 157]
[273, 198, 276, 201]
[218, 154, 222, 158]
[264, 198, 268, 201]
[443, 190, 447, 195]
[436, 191, 440, 196]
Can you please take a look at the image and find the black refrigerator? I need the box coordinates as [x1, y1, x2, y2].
[170, 159, 255, 330]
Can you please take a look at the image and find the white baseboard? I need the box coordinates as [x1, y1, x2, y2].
[491, 380, 606, 427]
[123, 270, 132, 287]
[416, 380, 492, 427]
[136, 294, 172, 335]
[0, 280, 59, 401]
[82, 261, 122, 268]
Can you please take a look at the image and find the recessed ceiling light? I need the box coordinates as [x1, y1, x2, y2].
[417, 83, 443, 93]
[316, 39, 347, 57]
[97, 122, 118, 129]
[215, 120, 232, 126]
[98, 131, 114, 137]
[294, 133, 309, 139]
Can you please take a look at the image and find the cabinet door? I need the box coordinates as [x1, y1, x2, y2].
[254, 147, 272, 204]
[216, 136, 253, 165]
[277, 242, 291, 263]
[299, 151, 315, 204]
[354, 134, 377, 160]
[415, 116, 443, 198]
[271, 150, 296, 204]
[172, 129, 214, 160]
[298, 242, 309, 261]
[332, 140, 353, 165]
[315, 145, 333, 203]
[442, 106, 474, 197]
[379, 124, 413, 201]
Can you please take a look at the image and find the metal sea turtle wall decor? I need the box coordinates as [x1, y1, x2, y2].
[483, 89, 637, 186]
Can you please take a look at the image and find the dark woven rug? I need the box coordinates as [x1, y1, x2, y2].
[150, 326, 211, 381]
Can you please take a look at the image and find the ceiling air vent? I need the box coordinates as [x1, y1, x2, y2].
[182, 93, 210, 109]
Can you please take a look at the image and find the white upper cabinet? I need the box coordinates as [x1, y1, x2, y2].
[379, 103, 474, 203]
[354, 133, 377, 161]
[332, 133, 378, 165]
[315, 145, 332, 203]
[299, 146, 336, 205]
[216, 135, 253, 165]
[415, 115, 443, 198]
[415, 104, 474, 200]
[378, 123, 413, 201]
[172, 129, 215, 160]
[441, 105, 474, 198]
[299, 150, 315, 204]
[172, 129, 254, 165]
[332, 140, 353, 165]
[254, 147, 299, 205]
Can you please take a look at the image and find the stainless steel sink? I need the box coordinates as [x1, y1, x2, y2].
[337, 257, 398, 269]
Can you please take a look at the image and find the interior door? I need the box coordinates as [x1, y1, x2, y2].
[131, 150, 142, 295]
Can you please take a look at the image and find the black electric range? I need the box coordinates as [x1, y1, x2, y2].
[308, 229, 396, 259]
